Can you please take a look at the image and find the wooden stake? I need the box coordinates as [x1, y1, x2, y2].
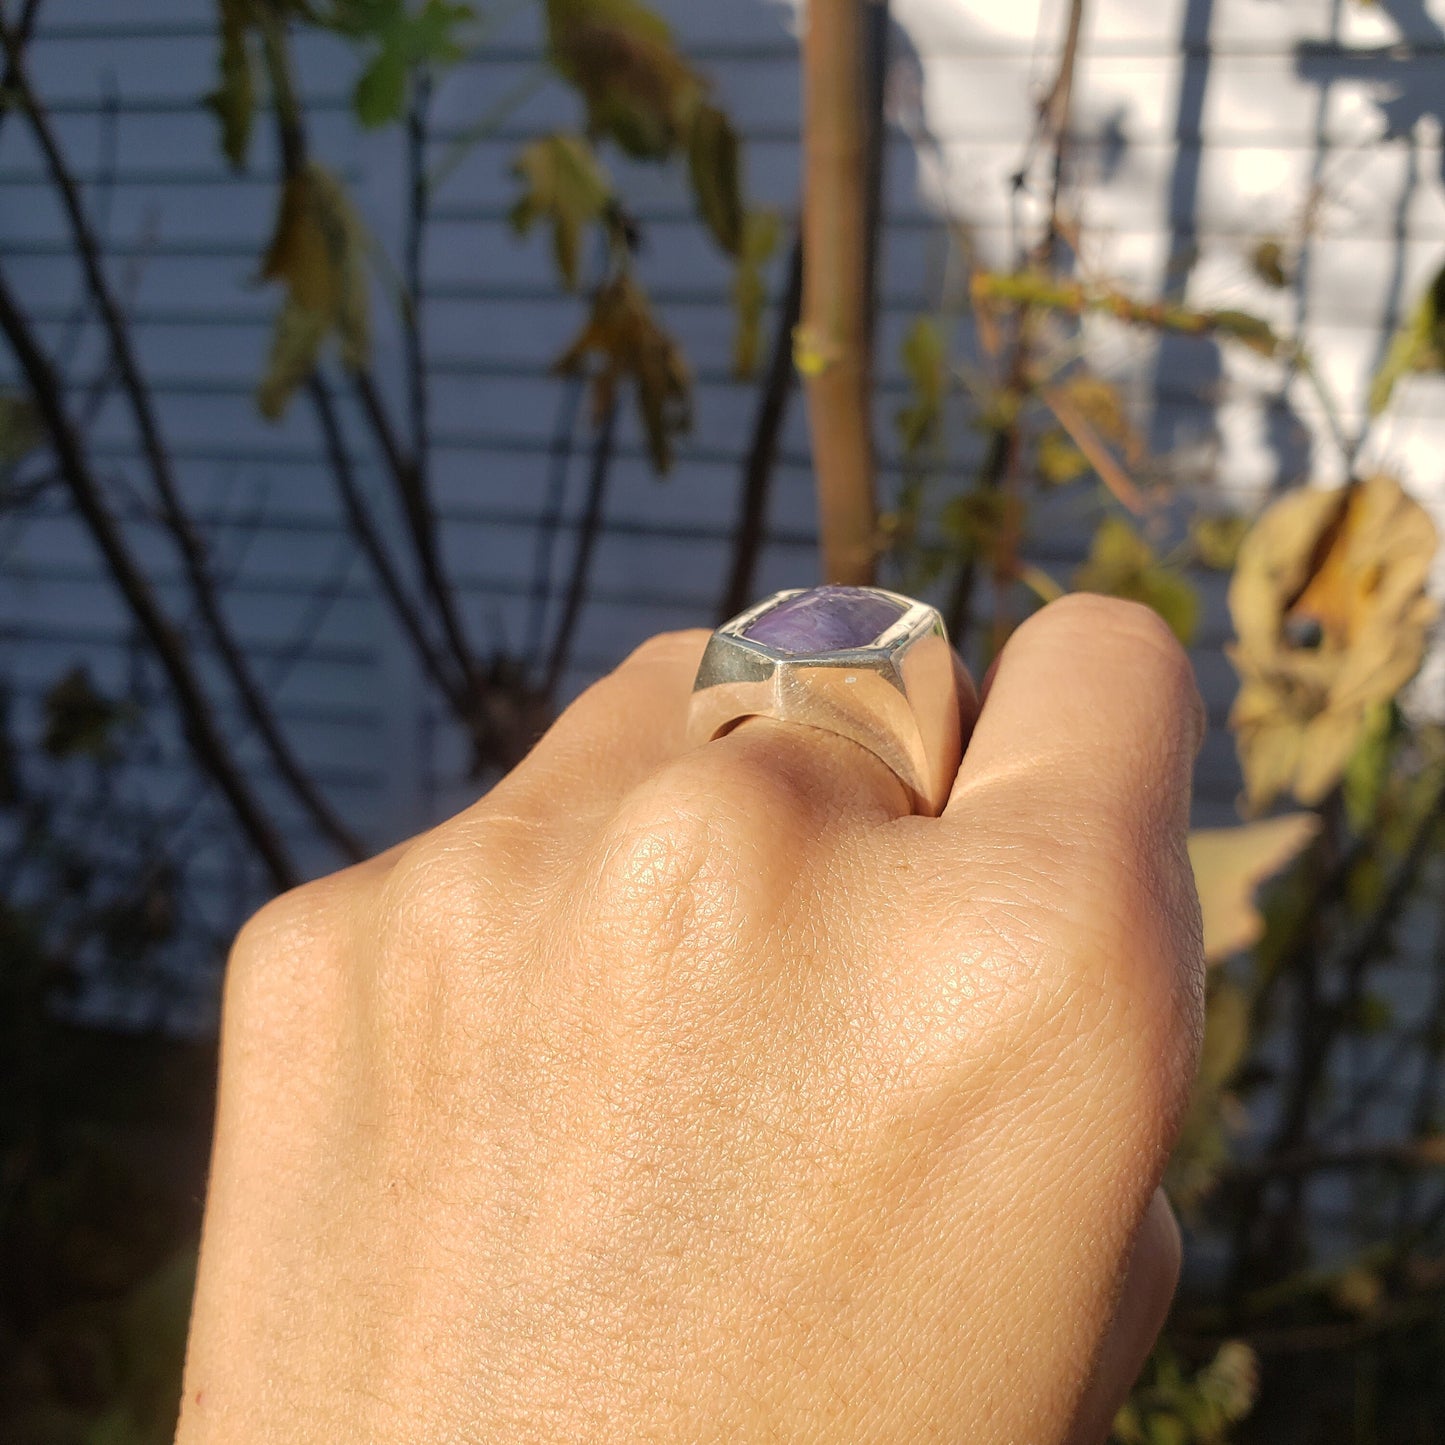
[799, 0, 877, 585]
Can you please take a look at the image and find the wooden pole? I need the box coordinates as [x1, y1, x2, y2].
[799, 0, 877, 585]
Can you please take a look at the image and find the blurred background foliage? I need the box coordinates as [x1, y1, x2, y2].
[1, 0, 1444, 1440]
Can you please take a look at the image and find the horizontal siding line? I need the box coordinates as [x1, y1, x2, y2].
[28, 23, 1445, 62]
[2, 681, 383, 731]
[12, 210, 1445, 248]
[423, 208, 1445, 242]
[2, 556, 371, 601]
[0, 618, 377, 667]
[7, 267, 1423, 332]
[0, 167, 306, 187]
[1, 519, 1228, 605]
[11, 99, 1441, 151]
[19, 497, 818, 547]
[23, 359, 1411, 408]
[14, 362, 1428, 422]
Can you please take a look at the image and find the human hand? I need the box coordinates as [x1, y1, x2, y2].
[177, 593, 1204, 1443]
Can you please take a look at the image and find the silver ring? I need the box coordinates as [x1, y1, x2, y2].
[686, 585, 963, 816]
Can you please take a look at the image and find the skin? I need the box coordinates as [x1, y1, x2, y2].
[177, 592, 1206, 1444]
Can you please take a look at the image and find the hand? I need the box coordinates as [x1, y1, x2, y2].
[177, 593, 1205, 1443]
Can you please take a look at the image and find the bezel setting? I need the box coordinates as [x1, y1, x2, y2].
[687, 587, 961, 816]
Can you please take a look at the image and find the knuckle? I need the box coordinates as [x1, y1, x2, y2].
[578, 755, 792, 1008]
[585, 778, 746, 957]
[371, 823, 518, 981]
[223, 873, 348, 1028]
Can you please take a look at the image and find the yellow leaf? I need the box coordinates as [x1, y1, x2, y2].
[1189, 814, 1319, 963]
[1074, 517, 1199, 644]
[509, 133, 612, 290]
[554, 273, 691, 472]
[1191, 512, 1251, 571]
[895, 316, 946, 456]
[687, 102, 744, 257]
[1228, 475, 1439, 811]
[256, 164, 371, 418]
[731, 210, 780, 378]
[1370, 259, 1445, 415]
[256, 303, 328, 422]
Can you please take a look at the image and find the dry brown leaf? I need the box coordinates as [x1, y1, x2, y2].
[1188, 814, 1319, 963]
[554, 273, 691, 472]
[1227, 475, 1438, 812]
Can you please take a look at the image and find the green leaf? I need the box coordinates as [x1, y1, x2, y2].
[731, 210, 781, 378]
[1207, 307, 1283, 358]
[1036, 429, 1088, 485]
[42, 666, 131, 759]
[1342, 700, 1396, 831]
[256, 164, 371, 418]
[895, 317, 946, 456]
[554, 273, 691, 472]
[1074, 516, 1199, 644]
[1250, 237, 1289, 288]
[353, 45, 408, 126]
[0, 389, 42, 468]
[1370, 258, 1445, 415]
[206, 0, 258, 171]
[1190, 511, 1250, 571]
[319, 0, 475, 127]
[509, 133, 612, 290]
[687, 102, 744, 256]
[940, 488, 1013, 557]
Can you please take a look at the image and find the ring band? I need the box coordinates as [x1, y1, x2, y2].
[686, 585, 963, 816]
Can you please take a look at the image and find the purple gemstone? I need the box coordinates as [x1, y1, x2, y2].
[742, 586, 908, 654]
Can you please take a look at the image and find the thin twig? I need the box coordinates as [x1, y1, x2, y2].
[527, 374, 586, 655]
[946, 0, 1087, 654]
[353, 369, 477, 690]
[544, 400, 617, 700]
[719, 234, 804, 621]
[257, 3, 484, 726]
[0, 265, 298, 892]
[0, 21, 365, 860]
[0, 0, 42, 149]
[308, 374, 466, 709]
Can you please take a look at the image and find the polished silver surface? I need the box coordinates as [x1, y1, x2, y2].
[686, 587, 962, 816]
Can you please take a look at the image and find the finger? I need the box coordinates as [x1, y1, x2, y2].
[684, 644, 980, 831]
[1066, 1190, 1182, 1445]
[934, 593, 1206, 1152]
[947, 592, 1204, 839]
[481, 629, 710, 828]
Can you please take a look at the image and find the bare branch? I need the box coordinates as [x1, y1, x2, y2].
[0, 20, 365, 861]
[308, 374, 468, 709]
[544, 401, 618, 700]
[720, 234, 803, 621]
[0, 264, 299, 892]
